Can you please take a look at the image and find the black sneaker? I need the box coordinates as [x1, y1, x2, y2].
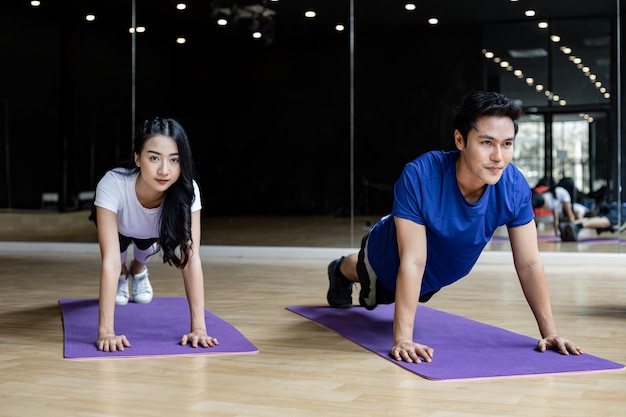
[326, 258, 353, 308]
[560, 223, 574, 241]
[564, 223, 581, 242]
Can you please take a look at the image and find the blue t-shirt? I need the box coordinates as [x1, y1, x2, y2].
[367, 150, 534, 295]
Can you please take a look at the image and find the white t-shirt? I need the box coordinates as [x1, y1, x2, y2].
[541, 186, 571, 211]
[94, 168, 202, 239]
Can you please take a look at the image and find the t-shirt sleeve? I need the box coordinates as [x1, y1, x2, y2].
[191, 180, 202, 212]
[555, 186, 571, 203]
[507, 169, 536, 228]
[392, 163, 425, 225]
[94, 172, 122, 214]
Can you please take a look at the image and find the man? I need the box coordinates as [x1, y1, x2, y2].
[327, 91, 583, 363]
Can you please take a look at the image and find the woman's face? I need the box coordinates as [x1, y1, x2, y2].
[134, 134, 181, 193]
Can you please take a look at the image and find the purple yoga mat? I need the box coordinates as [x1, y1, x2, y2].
[59, 297, 258, 359]
[286, 304, 624, 380]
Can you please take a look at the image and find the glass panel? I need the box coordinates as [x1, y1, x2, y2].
[551, 116, 590, 194]
[483, 22, 550, 107]
[514, 115, 546, 187]
[551, 19, 611, 107]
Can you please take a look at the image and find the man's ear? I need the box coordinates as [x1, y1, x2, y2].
[454, 130, 465, 150]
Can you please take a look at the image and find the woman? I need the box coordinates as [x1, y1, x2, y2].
[531, 178, 579, 239]
[89, 117, 218, 352]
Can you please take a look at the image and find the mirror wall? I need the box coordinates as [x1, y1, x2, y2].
[0, 0, 622, 251]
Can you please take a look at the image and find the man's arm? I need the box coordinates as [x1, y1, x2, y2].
[508, 221, 583, 355]
[391, 217, 434, 363]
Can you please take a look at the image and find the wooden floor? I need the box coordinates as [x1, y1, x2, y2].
[1, 213, 625, 417]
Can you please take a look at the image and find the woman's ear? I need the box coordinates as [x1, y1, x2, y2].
[454, 130, 465, 150]
[134, 153, 140, 167]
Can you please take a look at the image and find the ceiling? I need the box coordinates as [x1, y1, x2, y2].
[4, 0, 620, 112]
[9, 0, 619, 40]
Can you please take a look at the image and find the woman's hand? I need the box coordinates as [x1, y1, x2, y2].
[97, 333, 131, 352]
[180, 330, 219, 348]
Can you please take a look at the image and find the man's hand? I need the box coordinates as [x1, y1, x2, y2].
[180, 330, 219, 348]
[390, 339, 434, 363]
[537, 334, 584, 355]
[97, 333, 131, 352]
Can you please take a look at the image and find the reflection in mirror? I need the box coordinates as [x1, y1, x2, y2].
[0, 1, 621, 253]
[483, 13, 622, 252]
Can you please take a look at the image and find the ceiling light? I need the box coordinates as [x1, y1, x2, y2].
[524, 10, 536, 17]
[252, 31, 262, 39]
[559, 100, 566, 106]
[484, 51, 495, 59]
[513, 69, 523, 77]
[428, 18, 439, 25]
[499, 61, 509, 68]
[561, 46, 572, 54]
[304, 10, 316, 18]
[335, 24, 345, 32]
[85, 14, 96, 22]
[525, 77, 534, 85]
[535, 84, 544, 91]
[30, 1, 40, 6]
[405, 3, 417, 11]
[537, 21, 548, 29]
[217, 18, 228, 26]
[176, 37, 186, 44]
[176, 3, 187, 11]
[550, 35, 561, 43]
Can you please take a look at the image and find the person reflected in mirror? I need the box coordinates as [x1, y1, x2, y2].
[531, 177, 588, 240]
[563, 202, 626, 242]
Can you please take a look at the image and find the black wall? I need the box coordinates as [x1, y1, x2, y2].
[0, 4, 483, 215]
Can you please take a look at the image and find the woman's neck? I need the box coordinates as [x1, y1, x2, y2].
[135, 175, 164, 208]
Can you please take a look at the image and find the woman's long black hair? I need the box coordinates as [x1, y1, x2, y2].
[89, 117, 198, 268]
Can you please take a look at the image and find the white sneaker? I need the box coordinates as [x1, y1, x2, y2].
[132, 267, 153, 304]
[115, 274, 130, 305]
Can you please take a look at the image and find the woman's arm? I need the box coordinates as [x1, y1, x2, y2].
[95, 207, 131, 351]
[180, 210, 219, 348]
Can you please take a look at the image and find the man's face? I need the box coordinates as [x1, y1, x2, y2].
[455, 115, 516, 187]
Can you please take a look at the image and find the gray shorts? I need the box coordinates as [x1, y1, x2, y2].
[356, 233, 440, 310]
